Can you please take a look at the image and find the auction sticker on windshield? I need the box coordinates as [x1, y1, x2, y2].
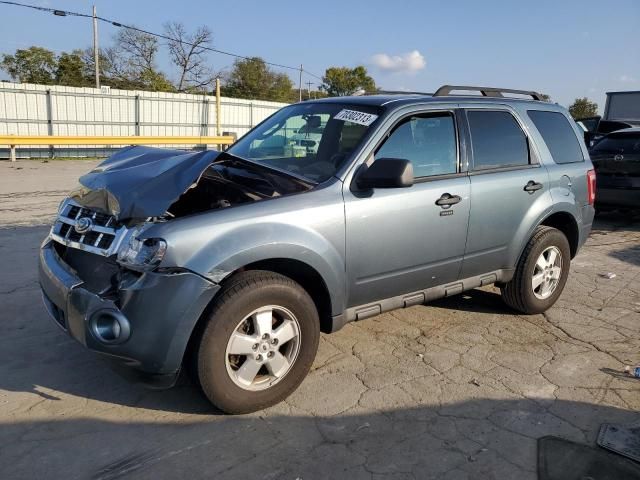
[334, 109, 378, 126]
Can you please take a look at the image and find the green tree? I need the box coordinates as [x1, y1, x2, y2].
[139, 69, 176, 92]
[568, 97, 598, 119]
[55, 50, 91, 87]
[1, 46, 57, 84]
[223, 57, 293, 102]
[320, 66, 376, 97]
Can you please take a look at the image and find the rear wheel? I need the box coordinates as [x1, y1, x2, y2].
[196, 271, 319, 414]
[501, 226, 570, 314]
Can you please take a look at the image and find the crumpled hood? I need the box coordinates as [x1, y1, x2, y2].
[70, 146, 222, 220]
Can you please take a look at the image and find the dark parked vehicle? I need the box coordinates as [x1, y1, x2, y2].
[39, 85, 595, 413]
[590, 128, 640, 208]
[578, 90, 640, 147]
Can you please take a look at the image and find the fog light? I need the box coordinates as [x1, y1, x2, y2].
[89, 310, 131, 344]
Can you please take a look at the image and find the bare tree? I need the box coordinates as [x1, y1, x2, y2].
[164, 22, 214, 92]
[115, 28, 159, 75]
[82, 31, 174, 92]
[83, 47, 126, 83]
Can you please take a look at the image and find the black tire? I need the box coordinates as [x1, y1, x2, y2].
[196, 270, 319, 414]
[501, 226, 571, 314]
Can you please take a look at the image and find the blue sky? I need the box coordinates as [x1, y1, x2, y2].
[0, 0, 638, 111]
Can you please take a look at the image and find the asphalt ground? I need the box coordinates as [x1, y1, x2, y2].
[1, 159, 639, 479]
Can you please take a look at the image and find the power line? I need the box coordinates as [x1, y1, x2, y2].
[0, 0, 325, 81]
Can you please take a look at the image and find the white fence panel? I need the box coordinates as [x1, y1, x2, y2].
[0, 81, 289, 158]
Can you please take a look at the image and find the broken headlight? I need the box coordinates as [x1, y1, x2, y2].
[116, 226, 167, 271]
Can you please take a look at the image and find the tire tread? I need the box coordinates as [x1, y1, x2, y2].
[196, 270, 318, 414]
[502, 226, 565, 314]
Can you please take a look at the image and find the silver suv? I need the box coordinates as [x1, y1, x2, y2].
[39, 85, 596, 413]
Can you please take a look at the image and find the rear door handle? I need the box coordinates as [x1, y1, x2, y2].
[524, 180, 543, 194]
[435, 193, 462, 208]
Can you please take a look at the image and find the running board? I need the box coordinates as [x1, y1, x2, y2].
[330, 269, 513, 332]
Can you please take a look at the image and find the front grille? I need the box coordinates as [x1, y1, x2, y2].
[50, 199, 128, 257]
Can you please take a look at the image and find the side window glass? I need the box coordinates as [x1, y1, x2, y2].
[467, 110, 529, 170]
[375, 113, 457, 177]
[527, 110, 584, 164]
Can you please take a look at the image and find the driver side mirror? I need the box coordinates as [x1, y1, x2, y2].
[355, 158, 414, 190]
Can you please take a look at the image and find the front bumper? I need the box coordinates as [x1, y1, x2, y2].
[39, 239, 219, 387]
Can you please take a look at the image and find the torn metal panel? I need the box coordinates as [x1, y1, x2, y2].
[71, 146, 221, 221]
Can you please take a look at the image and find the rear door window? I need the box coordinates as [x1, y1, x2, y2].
[466, 110, 529, 170]
[528, 110, 584, 164]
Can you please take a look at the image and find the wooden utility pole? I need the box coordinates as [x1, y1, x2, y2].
[298, 64, 303, 102]
[92, 5, 100, 89]
[215, 78, 221, 136]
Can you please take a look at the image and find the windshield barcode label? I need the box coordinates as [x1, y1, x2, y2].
[334, 109, 378, 126]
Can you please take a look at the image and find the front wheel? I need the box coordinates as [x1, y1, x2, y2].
[501, 226, 571, 314]
[196, 271, 320, 414]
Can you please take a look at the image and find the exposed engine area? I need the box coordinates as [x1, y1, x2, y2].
[165, 160, 312, 219]
[167, 170, 270, 218]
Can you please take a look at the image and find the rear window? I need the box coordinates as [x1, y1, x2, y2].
[528, 110, 584, 164]
[593, 133, 640, 154]
[467, 110, 529, 170]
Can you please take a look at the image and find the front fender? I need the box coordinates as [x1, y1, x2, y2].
[188, 223, 346, 315]
[148, 187, 347, 316]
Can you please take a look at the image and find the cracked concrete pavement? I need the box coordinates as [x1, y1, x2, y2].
[1, 160, 639, 479]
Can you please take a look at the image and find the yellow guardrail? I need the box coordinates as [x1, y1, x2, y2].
[0, 135, 236, 161]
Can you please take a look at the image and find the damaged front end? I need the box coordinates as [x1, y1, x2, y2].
[40, 233, 219, 387]
[41, 192, 219, 386]
[40, 145, 312, 385]
[69, 145, 314, 222]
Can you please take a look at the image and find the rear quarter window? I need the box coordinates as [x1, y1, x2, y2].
[528, 110, 584, 164]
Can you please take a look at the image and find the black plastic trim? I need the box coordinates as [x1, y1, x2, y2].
[413, 172, 467, 184]
[468, 164, 541, 176]
[336, 269, 514, 327]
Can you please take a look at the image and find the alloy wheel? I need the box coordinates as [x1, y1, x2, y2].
[224, 305, 301, 391]
[532, 246, 563, 300]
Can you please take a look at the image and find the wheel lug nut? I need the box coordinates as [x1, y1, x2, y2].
[256, 354, 263, 361]
[262, 333, 269, 340]
[267, 351, 274, 358]
[252, 343, 259, 350]
[271, 338, 278, 346]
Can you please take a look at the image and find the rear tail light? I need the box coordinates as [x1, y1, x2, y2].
[587, 169, 596, 205]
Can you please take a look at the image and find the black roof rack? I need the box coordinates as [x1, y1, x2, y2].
[369, 90, 432, 96]
[433, 85, 545, 101]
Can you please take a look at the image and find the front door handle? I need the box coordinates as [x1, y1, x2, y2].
[524, 180, 543, 194]
[435, 193, 462, 208]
